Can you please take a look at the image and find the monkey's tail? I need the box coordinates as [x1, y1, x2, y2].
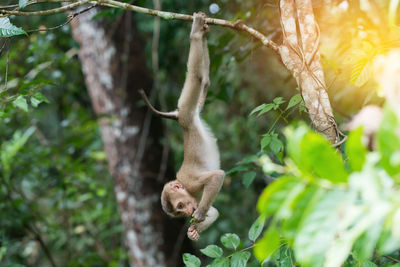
[139, 90, 178, 121]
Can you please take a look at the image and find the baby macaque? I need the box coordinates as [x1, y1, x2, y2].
[140, 12, 225, 241]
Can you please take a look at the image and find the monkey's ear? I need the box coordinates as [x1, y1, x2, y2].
[170, 181, 183, 191]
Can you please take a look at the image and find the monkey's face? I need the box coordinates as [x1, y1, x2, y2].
[168, 183, 197, 217]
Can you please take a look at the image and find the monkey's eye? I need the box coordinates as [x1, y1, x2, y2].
[177, 202, 184, 210]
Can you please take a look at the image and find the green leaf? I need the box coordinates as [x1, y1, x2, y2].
[200, 245, 223, 258]
[230, 251, 251, 267]
[30, 92, 50, 108]
[361, 261, 378, 267]
[299, 102, 307, 113]
[0, 110, 7, 118]
[377, 230, 400, 255]
[248, 215, 266, 242]
[350, 57, 373, 87]
[30, 96, 41, 108]
[0, 18, 26, 37]
[353, 221, 382, 262]
[183, 253, 201, 267]
[282, 186, 318, 244]
[286, 94, 302, 110]
[1, 127, 35, 178]
[377, 107, 400, 176]
[226, 165, 251, 175]
[270, 135, 284, 154]
[12, 96, 28, 112]
[254, 226, 280, 263]
[346, 127, 367, 171]
[221, 233, 240, 250]
[237, 155, 258, 165]
[261, 135, 272, 150]
[257, 176, 301, 216]
[249, 104, 267, 116]
[286, 125, 308, 166]
[242, 172, 256, 188]
[209, 257, 229, 267]
[294, 189, 345, 267]
[273, 97, 285, 105]
[300, 131, 348, 183]
[19, 0, 29, 8]
[258, 103, 274, 117]
[278, 246, 295, 267]
[0, 246, 7, 261]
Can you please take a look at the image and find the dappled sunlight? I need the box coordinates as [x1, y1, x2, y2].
[317, 0, 400, 115]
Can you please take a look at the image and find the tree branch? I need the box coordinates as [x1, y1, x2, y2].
[0, 0, 279, 53]
[99, 0, 279, 52]
[0, 0, 68, 9]
[0, 0, 94, 17]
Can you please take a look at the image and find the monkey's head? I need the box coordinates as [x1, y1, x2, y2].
[161, 181, 198, 217]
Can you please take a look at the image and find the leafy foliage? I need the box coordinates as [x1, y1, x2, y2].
[0, 24, 126, 266]
[184, 230, 256, 266]
[0, 18, 26, 37]
[254, 107, 400, 267]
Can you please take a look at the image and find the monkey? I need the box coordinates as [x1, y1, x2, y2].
[139, 12, 225, 241]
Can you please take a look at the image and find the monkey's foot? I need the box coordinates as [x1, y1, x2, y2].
[187, 226, 200, 241]
[191, 12, 208, 38]
[192, 207, 206, 222]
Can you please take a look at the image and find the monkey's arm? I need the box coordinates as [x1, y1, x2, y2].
[187, 206, 218, 241]
[192, 170, 225, 222]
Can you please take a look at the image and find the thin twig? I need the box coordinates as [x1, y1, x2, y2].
[4, 44, 10, 92]
[0, 39, 8, 55]
[27, 5, 96, 33]
[25, 224, 58, 267]
[384, 255, 400, 263]
[0, 0, 68, 9]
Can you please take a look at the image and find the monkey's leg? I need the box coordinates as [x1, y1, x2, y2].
[177, 13, 208, 125]
[192, 170, 225, 222]
[193, 206, 218, 232]
[198, 31, 210, 112]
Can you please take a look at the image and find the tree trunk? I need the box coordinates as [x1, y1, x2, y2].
[70, 8, 192, 267]
[278, 0, 338, 143]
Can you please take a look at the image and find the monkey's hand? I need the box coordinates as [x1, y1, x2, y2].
[191, 12, 209, 38]
[192, 207, 207, 222]
[187, 225, 200, 241]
